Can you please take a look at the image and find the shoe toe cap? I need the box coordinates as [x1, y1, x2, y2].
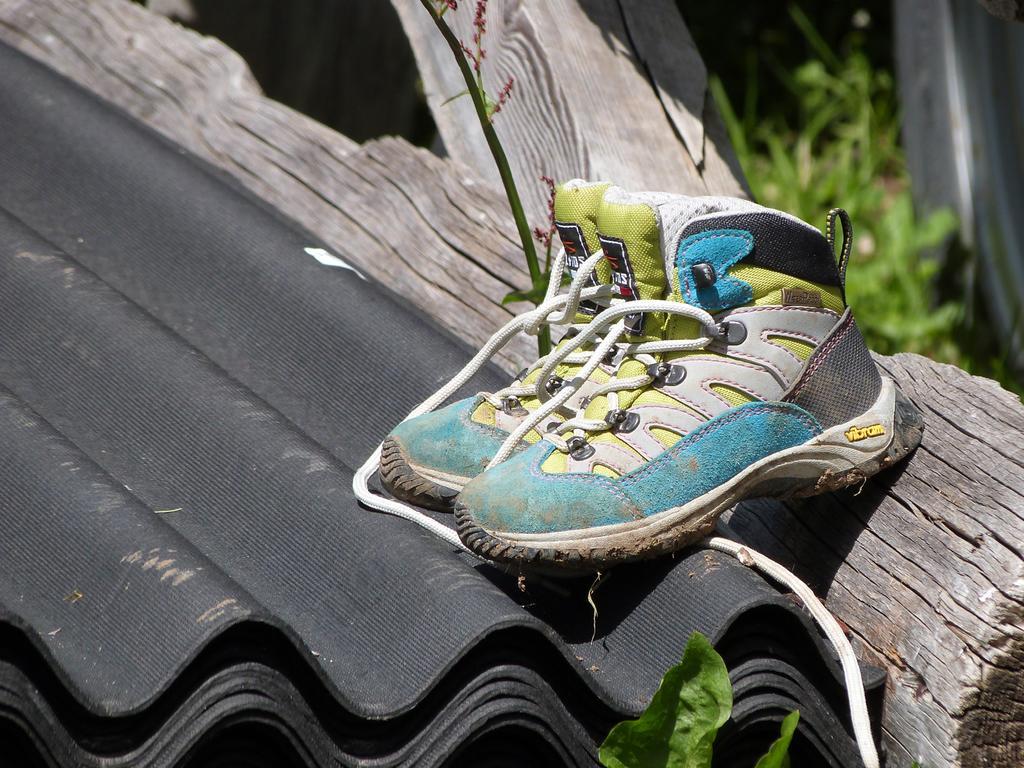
[458, 444, 643, 535]
[388, 396, 509, 481]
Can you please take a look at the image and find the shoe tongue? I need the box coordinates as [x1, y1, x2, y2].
[553, 180, 611, 321]
[595, 192, 669, 340]
[511, 181, 612, 404]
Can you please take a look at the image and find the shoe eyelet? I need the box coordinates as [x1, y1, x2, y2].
[691, 262, 716, 288]
[544, 375, 565, 395]
[647, 362, 668, 381]
[567, 435, 595, 460]
[605, 408, 640, 433]
[605, 408, 627, 426]
[646, 362, 685, 387]
[716, 320, 747, 345]
[500, 396, 521, 414]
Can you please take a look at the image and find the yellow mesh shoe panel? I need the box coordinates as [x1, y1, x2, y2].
[596, 197, 667, 340]
[766, 334, 816, 361]
[472, 400, 497, 426]
[665, 266, 840, 363]
[541, 449, 568, 474]
[649, 426, 683, 449]
[730, 265, 844, 312]
[709, 383, 758, 407]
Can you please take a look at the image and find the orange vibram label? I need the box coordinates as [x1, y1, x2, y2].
[844, 424, 885, 442]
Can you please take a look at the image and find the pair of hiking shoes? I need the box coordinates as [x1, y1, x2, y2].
[378, 181, 923, 570]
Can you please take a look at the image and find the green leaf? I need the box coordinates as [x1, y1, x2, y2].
[753, 710, 800, 768]
[501, 283, 548, 306]
[502, 270, 566, 307]
[439, 89, 470, 107]
[599, 632, 732, 768]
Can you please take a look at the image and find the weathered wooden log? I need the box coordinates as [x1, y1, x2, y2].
[2, 1, 1023, 765]
[147, 0, 428, 143]
[391, 0, 748, 225]
[975, 0, 1024, 22]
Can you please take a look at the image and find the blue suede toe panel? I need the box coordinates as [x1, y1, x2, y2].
[458, 443, 643, 533]
[620, 402, 821, 513]
[460, 403, 822, 535]
[389, 397, 512, 479]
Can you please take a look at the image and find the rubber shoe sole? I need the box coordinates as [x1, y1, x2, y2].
[379, 436, 465, 512]
[455, 378, 924, 569]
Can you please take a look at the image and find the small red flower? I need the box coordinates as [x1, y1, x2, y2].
[534, 175, 556, 250]
[491, 76, 514, 116]
[473, 0, 488, 42]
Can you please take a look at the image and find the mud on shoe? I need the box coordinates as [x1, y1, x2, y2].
[380, 179, 614, 511]
[454, 191, 924, 567]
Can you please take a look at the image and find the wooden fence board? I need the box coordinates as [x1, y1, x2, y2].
[391, 0, 747, 227]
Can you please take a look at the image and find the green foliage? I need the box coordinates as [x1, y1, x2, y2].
[599, 632, 731, 768]
[710, 4, 962, 363]
[599, 632, 798, 768]
[753, 710, 799, 768]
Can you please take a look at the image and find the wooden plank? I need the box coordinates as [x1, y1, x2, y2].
[975, 0, 1024, 21]
[146, 0, 426, 144]
[3, 1, 1024, 764]
[391, 0, 747, 227]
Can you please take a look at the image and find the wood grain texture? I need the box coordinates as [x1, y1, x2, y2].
[391, 0, 747, 227]
[2, 1, 1024, 765]
[976, 0, 1024, 21]
[148, 0, 428, 144]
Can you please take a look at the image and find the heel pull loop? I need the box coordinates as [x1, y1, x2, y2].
[826, 208, 853, 295]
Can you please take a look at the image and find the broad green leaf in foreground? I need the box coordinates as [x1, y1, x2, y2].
[753, 710, 800, 768]
[599, 632, 732, 768]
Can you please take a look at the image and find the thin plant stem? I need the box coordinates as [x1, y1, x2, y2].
[419, 0, 549, 356]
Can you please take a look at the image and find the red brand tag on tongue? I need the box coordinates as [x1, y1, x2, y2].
[556, 221, 600, 316]
[598, 234, 645, 335]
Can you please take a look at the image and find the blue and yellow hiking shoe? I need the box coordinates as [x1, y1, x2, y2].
[380, 179, 616, 511]
[454, 190, 924, 567]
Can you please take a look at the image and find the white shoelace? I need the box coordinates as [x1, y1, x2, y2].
[351, 257, 879, 768]
[353, 246, 611, 549]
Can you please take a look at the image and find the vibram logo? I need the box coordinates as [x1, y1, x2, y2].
[845, 424, 885, 442]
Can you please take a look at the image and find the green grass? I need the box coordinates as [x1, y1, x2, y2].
[710, 4, 965, 369]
